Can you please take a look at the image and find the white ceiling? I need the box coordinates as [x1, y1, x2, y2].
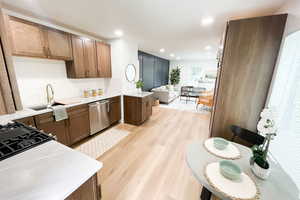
[1, 0, 288, 60]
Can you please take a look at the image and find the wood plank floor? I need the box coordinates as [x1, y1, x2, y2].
[97, 106, 211, 200]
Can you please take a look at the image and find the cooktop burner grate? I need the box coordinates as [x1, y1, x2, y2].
[0, 122, 53, 161]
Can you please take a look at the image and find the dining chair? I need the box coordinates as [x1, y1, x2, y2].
[230, 125, 265, 146]
[180, 86, 193, 103]
[196, 91, 214, 110]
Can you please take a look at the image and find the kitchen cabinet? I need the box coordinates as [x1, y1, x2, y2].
[209, 14, 287, 142]
[66, 36, 98, 78]
[83, 39, 98, 78]
[43, 27, 73, 60]
[67, 104, 90, 145]
[96, 42, 112, 78]
[35, 112, 70, 146]
[7, 16, 46, 58]
[7, 16, 72, 60]
[124, 94, 153, 125]
[66, 174, 100, 200]
[66, 36, 86, 78]
[109, 96, 121, 125]
[15, 116, 36, 127]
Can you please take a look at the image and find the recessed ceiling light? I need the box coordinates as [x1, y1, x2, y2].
[170, 53, 175, 57]
[160, 48, 165, 53]
[205, 45, 212, 50]
[176, 57, 181, 60]
[201, 17, 214, 26]
[81, 37, 91, 41]
[114, 30, 123, 37]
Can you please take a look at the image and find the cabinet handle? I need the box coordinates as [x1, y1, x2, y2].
[107, 102, 110, 113]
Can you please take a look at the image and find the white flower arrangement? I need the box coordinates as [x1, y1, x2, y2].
[257, 107, 277, 137]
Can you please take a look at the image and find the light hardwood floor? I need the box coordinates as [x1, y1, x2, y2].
[97, 106, 211, 200]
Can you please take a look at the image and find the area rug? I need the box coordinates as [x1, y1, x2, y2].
[74, 128, 130, 159]
[159, 98, 210, 113]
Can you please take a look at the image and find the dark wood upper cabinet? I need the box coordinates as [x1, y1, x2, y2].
[67, 104, 90, 145]
[210, 14, 287, 142]
[66, 36, 86, 78]
[6, 15, 112, 80]
[96, 42, 112, 78]
[109, 96, 121, 125]
[43, 27, 73, 60]
[35, 112, 70, 146]
[66, 36, 99, 78]
[83, 39, 98, 78]
[7, 16, 72, 60]
[8, 16, 47, 58]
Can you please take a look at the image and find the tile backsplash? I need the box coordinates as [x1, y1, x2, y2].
[13, 57, 117, 107]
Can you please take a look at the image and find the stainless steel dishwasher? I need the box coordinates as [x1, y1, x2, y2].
[89, 100, 110, 135]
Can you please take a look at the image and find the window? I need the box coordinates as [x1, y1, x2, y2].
[268, 30, 300, 190]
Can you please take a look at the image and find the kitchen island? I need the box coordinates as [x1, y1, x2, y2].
[0, 140, 102, 200]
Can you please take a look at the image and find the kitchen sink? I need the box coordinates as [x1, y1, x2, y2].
[29, 102, 64, 111]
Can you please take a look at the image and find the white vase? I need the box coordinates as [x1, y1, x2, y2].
[251, 162, 271, 180]
[137, 88, 142, 93]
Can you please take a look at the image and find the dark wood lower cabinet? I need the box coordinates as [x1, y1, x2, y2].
[34, 112, 70, 146]
[109, 96, 121, 125]
[124, 95, 153, 125]
[15, 116, 36, 127]
[67, 104, 90, 145]
[66, 174, 100, 200]
[15, 96, 121, 146]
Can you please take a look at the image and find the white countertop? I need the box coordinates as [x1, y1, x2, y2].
[0, 141, 102, 200]
[124, 91, 153, 98]
[0, 93, 122, 125]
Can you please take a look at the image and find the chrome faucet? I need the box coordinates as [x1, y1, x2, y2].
[46, 84, 54, 108]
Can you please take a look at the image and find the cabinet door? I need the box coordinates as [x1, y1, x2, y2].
[109, 96, 121, 125]
[44, 28, 73, 60]
[67, 104, 90, 145]
[83, 40, 98, 78]
[96, 42, 112, 78]
[35, 113, 70, 146]
[8, 16, 47, 58]
[146, 96, 153, 118]
[66, 36, 86, 78]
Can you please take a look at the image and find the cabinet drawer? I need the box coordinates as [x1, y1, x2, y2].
[34, 112, 70, 146]
[14, 116, 36, 127]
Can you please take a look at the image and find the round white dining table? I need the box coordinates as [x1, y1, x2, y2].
[186, 140, 299, 200]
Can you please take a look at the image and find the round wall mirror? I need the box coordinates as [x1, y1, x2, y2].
[125, 64, 136, 82]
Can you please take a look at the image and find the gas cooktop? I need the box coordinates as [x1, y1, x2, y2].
[0, 122, 54, 161]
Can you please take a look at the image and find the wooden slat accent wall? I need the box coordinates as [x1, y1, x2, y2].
[210, 14, 287, 141]
[0, 41, 15, 114]
[0, 9, 23, 111]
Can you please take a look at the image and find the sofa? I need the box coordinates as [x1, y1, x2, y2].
[151, 85, 179, 104]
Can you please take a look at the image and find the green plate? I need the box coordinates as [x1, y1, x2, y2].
[213, 137, 229, 150]
[219, 160, 242, 180]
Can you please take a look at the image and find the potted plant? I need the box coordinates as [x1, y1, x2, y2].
[170, 67, 181, 88]
[135, 80, 144, 93]
[251, 107, 277, 179]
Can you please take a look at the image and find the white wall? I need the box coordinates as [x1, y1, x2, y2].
[265, 0, 300, 191]
[13, 37, 139, 107]
[169, 59, 217, 89]
[277, 0, 300, 35]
